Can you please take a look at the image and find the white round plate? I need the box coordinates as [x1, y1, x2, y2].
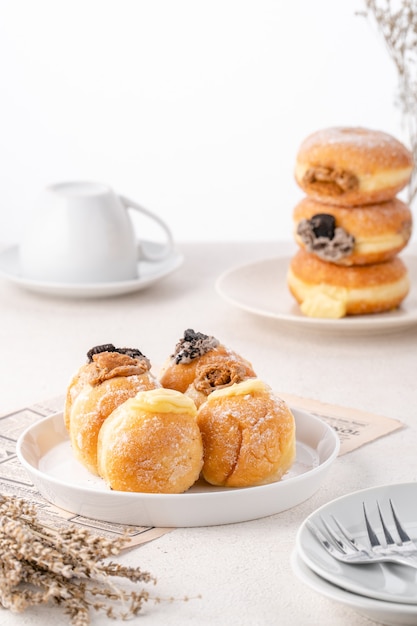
[291, 550, 417, 626]
[216, 254, 417, 333]
[296, 483, 417, 604]
[16, 408, 339, 528]
[0, 243, 183, 298]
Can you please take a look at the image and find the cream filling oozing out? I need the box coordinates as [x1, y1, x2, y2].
[294, 231, 406, 254]
[288, 269, 410, 318]
[130, 388, 197, 415]
[357, 168, 412, 191]
[353, 234, 406, 253]
[207, 378, 268, 401]
[295, 163, 412, 192]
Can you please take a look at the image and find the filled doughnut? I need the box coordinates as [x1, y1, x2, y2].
[294, 196, 412, 266]
[294, 127, 413, 206]
[64, 344, 159, 474]
[287, 248, 410, 318]
[159, 328, 256, 397]
[97, 388, 203, 493]
[196, 379, 296, 488]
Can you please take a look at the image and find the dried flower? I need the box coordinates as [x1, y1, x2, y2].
[0, 494, 156, 624]
[359, 0, 417, 203]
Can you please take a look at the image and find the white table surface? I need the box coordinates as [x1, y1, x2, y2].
[1, 240, 417, 626]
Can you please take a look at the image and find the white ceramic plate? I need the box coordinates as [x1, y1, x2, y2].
[16, 408, 339, 528]
[291, 550, 417, 626]
[0, 243, 183, 298]
[296, 483, 417, 604]
[216, 254, 417, 333]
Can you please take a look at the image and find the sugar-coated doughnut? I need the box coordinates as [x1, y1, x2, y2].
[97, 388, 203, 493]
[294, 196, 412, 266]
[196, 379, 296, 488]
[65, 344, 159, 475]
[287, 249, 410, 318]
[159, 328, 256, 395]
[295, 127, 413, 206]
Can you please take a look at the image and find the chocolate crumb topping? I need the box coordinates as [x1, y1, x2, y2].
[173, 329, 220, 364]
[87, 344, 116, 361]
[87, 344, 146, 363]
[297, 214, 355, 261]
[115, 347, 147, 359]
[310, 214, 336, 239]
[85, 351, 151, 386]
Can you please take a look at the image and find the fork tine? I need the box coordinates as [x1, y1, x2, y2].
[330, 514, 367, 552]
[306, 519, 342, 557]
[320, 515, 358, 555]
[363, 502, 382, 547]
[377, 501, 396, 546]
[320, 517, 344, 550]
[389, 498, 412, 543]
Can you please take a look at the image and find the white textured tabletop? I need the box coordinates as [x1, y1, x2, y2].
[1, 240, 417, 626]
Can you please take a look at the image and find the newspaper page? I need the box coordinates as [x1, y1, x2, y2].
[277, 392, 404, 455]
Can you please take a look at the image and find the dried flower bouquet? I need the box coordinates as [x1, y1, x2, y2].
[0, 495, 156, 625]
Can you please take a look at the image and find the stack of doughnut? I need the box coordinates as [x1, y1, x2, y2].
[65, 331, 296, 494]
[287, 127, 414, 318]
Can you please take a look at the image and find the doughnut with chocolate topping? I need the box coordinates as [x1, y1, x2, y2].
[159, 329, 256, 394]
[295, 127, 413, 206]
[64, 345, 159, 474]
[294, 196, 412, 266]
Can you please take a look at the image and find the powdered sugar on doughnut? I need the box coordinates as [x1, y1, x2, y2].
[298, 127, 413, 169]
[197, 379, 296, 487]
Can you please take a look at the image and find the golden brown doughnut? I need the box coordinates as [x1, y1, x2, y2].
[196, 379, 296, 488]
[159, 329, 256, 396]
[293, 196, 412, 266]
[295, 127, 413, 206]
[287, 249, 410, 318]
[97, 388, 203, 493]
[64, 344, 159, 475]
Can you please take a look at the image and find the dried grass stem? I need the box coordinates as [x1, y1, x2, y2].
[0, 494, 156, 625]
[361, 0, 417, 203]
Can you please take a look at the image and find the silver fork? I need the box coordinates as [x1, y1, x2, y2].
[307, 499, 417, 568]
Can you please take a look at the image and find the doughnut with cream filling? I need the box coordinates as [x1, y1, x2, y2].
[295, 127, 413, 206]
[287, 248, 410, 318]
[97, 388, 203, 493]
[294, 196, 412, 266]
[197, 379, 296, 488]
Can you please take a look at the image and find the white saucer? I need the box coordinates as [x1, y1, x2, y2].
[0, 243, 183, 298]
[296, 483, 417, 605]
[16, 407, 339, 528]
[291, 550, 417, 626]
[216, 254, 417, 333]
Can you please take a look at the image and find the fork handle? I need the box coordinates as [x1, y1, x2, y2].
[385, 555, 417, 569]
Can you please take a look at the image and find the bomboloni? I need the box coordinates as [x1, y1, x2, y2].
[295, 127, 413, 206]
[287, 248, 410, 318]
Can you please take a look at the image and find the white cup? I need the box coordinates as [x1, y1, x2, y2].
[19, 181, 174, 283]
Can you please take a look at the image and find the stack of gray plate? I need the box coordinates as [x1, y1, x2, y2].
[292, 483, 417, 626]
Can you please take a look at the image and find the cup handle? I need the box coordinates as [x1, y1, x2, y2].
[119, 195, 174, 261]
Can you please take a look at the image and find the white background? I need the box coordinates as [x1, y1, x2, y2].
[0, 0, 411, 246]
